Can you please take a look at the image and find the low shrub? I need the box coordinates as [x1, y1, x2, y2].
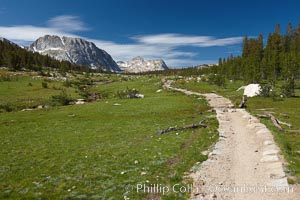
[259, 84, 272, 97]
[51, 89, 73, 106]
[115, 87, 139, 99]
[0, 74, 18, 82]
[0, 102, 16, 112]
[281, 78, 295, 97]
[208, 74, 226, 87]
[63, 79, 72, 88]
[41, 82, 48, 88]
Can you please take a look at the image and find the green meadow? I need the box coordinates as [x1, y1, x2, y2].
[0, 71, 80, 112]
[0, 72, 219, 199]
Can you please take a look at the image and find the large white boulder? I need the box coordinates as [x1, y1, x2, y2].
[243, 84, 261, 97]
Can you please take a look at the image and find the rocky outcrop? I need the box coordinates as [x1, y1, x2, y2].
[28, 35, 120, 71]
[117, 56, 168, 73]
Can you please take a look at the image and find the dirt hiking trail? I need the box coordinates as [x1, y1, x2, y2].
[163, 80, 299, 200]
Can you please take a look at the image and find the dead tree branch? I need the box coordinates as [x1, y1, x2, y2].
[277, 119, 292, 128]
[268, 114, 283, 131]
[285, 130, 300, 133]
[256, 114, 270, 118]
[157, 121, 207, 135]
[256, 113, 292, 131]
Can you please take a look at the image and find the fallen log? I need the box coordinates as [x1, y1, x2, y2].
[277, 119, 292, 128]
[265, 111, 276, 114]
[157, 121, 207, 135]
[269, 114, 283, 131]
[279, 113, 289, 118]
[256, 108, 277, 111]
[257, 113, 292, 130]
[256, 114, 270, 118]
[285, 130, 300, 133]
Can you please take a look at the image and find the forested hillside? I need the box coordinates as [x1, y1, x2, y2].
[0, 40, 90, 72]
[216, 22, 300, 84]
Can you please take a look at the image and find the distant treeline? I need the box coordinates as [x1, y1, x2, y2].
[0, 40, 99, 73]
[131, 66, 212, 77]
[215, 22, 300, 84]
[141, 22, 300, 85]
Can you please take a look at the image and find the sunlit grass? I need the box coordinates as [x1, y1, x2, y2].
[0, 76, 218, 199]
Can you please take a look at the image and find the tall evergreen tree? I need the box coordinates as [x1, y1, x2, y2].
[242, 36, 249, 58]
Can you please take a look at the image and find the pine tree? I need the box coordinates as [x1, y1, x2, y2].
[271, 24, 283, 80]
[242, 36, 249, 58]
[218, 57, 223, 66]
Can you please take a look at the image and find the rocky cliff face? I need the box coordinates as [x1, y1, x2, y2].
[117, 56, 168, 73]
[28, 35, 120, 71]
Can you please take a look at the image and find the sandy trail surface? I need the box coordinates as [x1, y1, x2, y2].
[163, 80, 298, 200]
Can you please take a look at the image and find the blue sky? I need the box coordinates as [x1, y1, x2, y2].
[0, 0, 299, 67]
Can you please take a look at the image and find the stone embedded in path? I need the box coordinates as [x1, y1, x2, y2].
[201, 159, 215, 167]
[267, 162, 286, 179]
[263, 149, 279, 156]
[260, 155, 279, 162]
[267, 162, 282, 170]
[214, 142, 224, 150]
[246, 123, 266, 130]
[248, 118, 260, 124]
[242, 115, 250, 119]
[263, 144, 278, 151]
[219, 131, 226, 137]
[257, 128, 271, 136]
[209, 150, 221, 157]
[264, 140, 274, 145]
[270, 171, 286, 179]
[219, 121, 230, 127]
[219, 116, 230, 121]
[271, 177, 289, 188]
[201, 150, 210, 156]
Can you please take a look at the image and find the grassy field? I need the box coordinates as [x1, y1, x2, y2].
[173, 78, 300, 183]
[0, 74, 219, 199]
[0, 71, 80, 112]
